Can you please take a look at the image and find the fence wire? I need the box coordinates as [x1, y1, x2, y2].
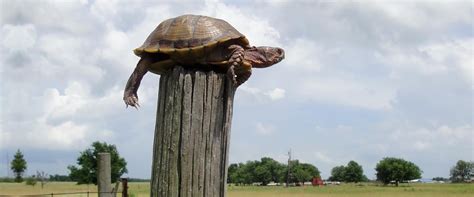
[0, 191, 120, 197]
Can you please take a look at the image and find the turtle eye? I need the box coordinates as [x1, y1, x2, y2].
[277, 48, 284, 59]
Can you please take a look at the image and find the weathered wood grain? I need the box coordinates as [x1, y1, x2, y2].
[221, 77, 235, 197]
[159, 68, 177, 197]
[150, 73, 167, 196]
[180, 72, 193, 197]
[203, 72, 215, 196]
[169, 67, 184, 196]
[151, 66, 235, 197]
[191, 71, 205, 197]
[211, 75, 225, 197]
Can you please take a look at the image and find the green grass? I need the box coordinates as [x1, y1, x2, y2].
[227, 183, 474, 197]
[1, 182, 473, 197]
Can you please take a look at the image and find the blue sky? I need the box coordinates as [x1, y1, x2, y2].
[0, 0, 472, 179]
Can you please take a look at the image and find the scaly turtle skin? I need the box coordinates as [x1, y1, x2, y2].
[124, 14, 284, 108]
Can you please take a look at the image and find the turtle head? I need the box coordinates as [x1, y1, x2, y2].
[244, 46, 285, 68]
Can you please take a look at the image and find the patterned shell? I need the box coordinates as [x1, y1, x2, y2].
[134, 15, 249, 57]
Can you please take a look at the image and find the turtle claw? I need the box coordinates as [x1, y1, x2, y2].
[228, 44, 246, 87]
[227, 65, 238, 86]
[124, 93, 140, 109]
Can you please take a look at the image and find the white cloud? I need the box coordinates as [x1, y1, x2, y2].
[284, 38, 325, 72]
[1, 24, 37, 52]
[371, 1, 472, 30]
[90, 0, 119, 26]
[1, 120, 113, 150]
[388, 124, 472, 152]
[378, 38, 473, 82]
[436, 125, 473, 145]
[256, 122, 275, 135]
[201, 0, 281, 47]
[264, 88, 286, 101]
[299, 77, 396, 110]
[313, 151, 335, 165]
[0, 129, 11, 149]
[420, 39, 473, 84]
[41, 82, 89, 121]
[239, 85, 286, 102]
[414, 141, 430, 151]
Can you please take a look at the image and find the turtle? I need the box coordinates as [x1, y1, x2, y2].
[124, 14, 285, 108]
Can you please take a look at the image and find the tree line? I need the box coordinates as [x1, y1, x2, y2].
[228, 157, 320, 185]
[6, 143, 474, 186]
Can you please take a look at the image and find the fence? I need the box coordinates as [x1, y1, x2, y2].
[1, 191, 119, 197]
[0, 178, 129, 197]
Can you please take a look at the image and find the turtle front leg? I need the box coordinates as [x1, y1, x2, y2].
[123, 57, 151, 108]
[235, 61, 252, 86]
[227, 45, 250, 87]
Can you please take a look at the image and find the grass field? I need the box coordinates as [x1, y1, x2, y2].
[1, 182, 473, 197]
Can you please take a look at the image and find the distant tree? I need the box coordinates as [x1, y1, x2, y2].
[11, 149, 27, 182]
[49, 174, 72, 182]
[328, 161, 365, 183]
[362, 175, 370, 182]
[285, 160, 320, 185]
[450, 160, 474, 183]
[432, 177, 447, 182]
[328, 165, 346, 182]
[254, 157, 286, 185]
[228, 157, 319, 186]
[375, 157, 422, 186]
[255, 164, 272, 185]
[241, 161, 258, 185]
[228, 161, 258, 185]
[36, 171, 48, 188]
[344, 161, 364, 183]
[229, 163, 244, 185]
[227, 163, 239, 183]
[68, 141, 127, 185]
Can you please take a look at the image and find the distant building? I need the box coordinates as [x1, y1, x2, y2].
[312, 177, 324, 186]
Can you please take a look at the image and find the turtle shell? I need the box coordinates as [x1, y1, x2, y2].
[134, 14, 249, 58]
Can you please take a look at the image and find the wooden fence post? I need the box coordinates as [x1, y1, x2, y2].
[98, 153, 112, 197]
[121, 178, 128, 197]
[150, 66, 235, 197]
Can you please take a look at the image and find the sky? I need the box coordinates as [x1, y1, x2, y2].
[0, 0, 472, 180]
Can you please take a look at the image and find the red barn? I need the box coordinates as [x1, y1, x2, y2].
[312, 177, 324, 186]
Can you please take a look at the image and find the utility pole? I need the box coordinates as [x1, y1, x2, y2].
[286, 149, 292, 187]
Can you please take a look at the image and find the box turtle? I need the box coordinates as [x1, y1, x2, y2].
[124, 14, 285, 108]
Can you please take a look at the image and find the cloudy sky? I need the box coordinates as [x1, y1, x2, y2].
[0, 0, 472, 179]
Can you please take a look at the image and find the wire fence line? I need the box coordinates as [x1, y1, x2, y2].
[1, 177, 129, 197]
[0, 191, 121, 197]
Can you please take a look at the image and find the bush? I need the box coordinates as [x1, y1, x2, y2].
[25, 176, 37, 186]
[0, 177, 15, 182]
